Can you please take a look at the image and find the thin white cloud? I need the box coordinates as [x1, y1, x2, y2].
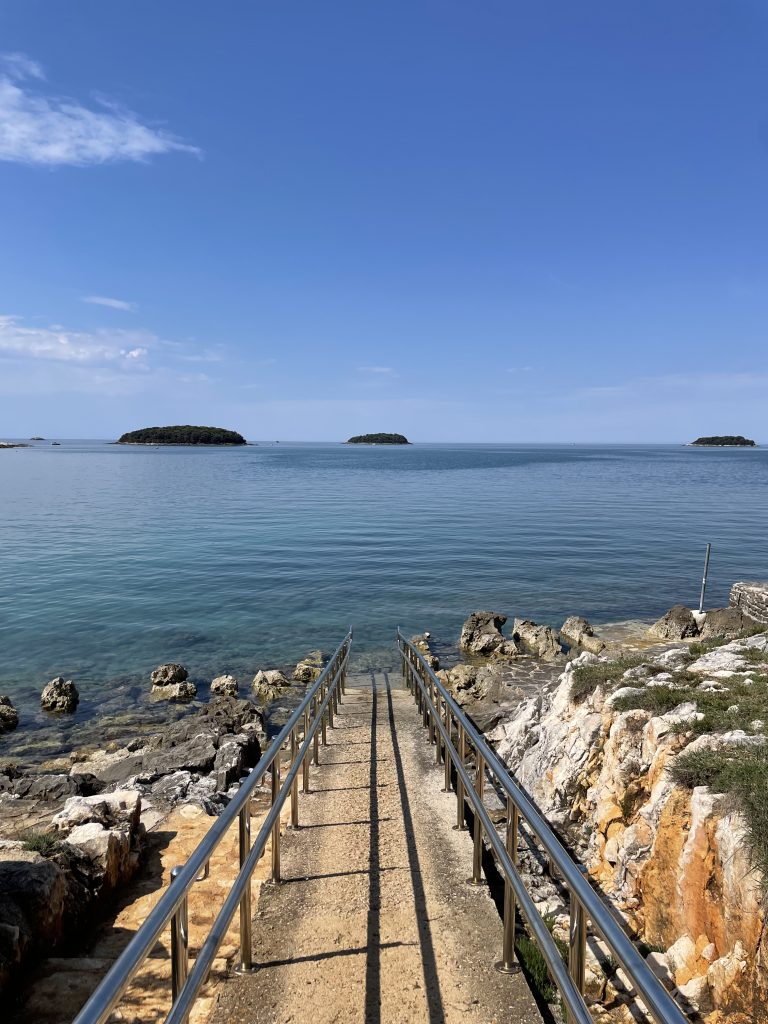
[82, 295, 136, 312]
[1, 52, 45, 81]
[0, 53, 200, 166]
[357, 366, 396, 375]
[0, 314, 153, 366]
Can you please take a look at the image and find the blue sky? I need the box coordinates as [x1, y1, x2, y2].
[1, 1, 766, 442]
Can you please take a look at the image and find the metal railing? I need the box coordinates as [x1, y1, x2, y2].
[73, 629, 353, 1024]
[397, 630, 689, 1024]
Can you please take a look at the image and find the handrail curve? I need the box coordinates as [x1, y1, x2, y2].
[396, 629, 689, 1024]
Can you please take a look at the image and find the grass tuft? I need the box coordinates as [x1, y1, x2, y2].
[673, 676, 768, 737]
[22, 830, 61, 856]
[741, 646, 768, 665]
[570, 655, 649, 703]
[687, 637, 731, 658]
[515, 915, 569, 1009]
[613, 684, 695, 716]
[516, 936, 559, 1004]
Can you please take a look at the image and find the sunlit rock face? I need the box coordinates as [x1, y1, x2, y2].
[493, 640, 767, 1021]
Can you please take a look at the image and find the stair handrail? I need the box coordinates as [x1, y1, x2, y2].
[397, 629, 689, 1024]
[73, 628, 353, 1024]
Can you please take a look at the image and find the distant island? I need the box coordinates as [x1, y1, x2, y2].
[117, 425, 247, 445]
[346, 433, 410, 445]
[690, 435, 757, 448]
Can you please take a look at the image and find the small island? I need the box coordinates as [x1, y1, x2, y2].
[118, 425, 247, 445]
[690, 435, 757, 448]
[346, 432, 410, 445]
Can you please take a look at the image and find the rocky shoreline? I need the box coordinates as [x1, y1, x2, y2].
[0, 649, 332, 1007]
[2, 587, 767, 1019]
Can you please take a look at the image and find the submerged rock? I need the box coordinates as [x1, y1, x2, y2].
[0, 696, 18, 733]
[40, 678, 79, 714]
[648, 605, 700, 640]
[150, 663, 188, 686]
[459, 612, 518, 657]
[210, 674, 238, 696]
[512, 619, 564, 661]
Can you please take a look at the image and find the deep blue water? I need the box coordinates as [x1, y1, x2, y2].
[1, 441, 766, 742]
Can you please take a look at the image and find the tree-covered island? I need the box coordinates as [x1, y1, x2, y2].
[117, 425, 247, 445]
[690, 435, 757, 447]
[346, 432, 410, 444]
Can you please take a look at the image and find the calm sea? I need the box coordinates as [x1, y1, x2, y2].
[1, 441, 766, 752]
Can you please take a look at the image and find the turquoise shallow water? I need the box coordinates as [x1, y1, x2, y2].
[1, 441, 767, 749]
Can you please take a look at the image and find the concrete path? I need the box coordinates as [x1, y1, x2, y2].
[211, 672, 541, 1024]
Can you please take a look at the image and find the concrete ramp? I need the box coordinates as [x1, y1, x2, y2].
[211, 672, 542, 1024]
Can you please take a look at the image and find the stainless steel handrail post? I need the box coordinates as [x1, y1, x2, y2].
[170, 866, 189, 1016]
[312, 696, 320, 764]
[289, 728, 300, 829]
[467, 752, 485, 886]
[271, 755, 281, 884]
[428, 677, 436, 744]
[495, 799, 520, 974]
[434, 691, 442, 764]
[443, 702, 452, 793]
[568, 896, 588, 1020]
[236, 803, 255, 973]
[328, 680, 334, 728]
[454, 723, 466, 830]
[302, 709, 311, 793]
